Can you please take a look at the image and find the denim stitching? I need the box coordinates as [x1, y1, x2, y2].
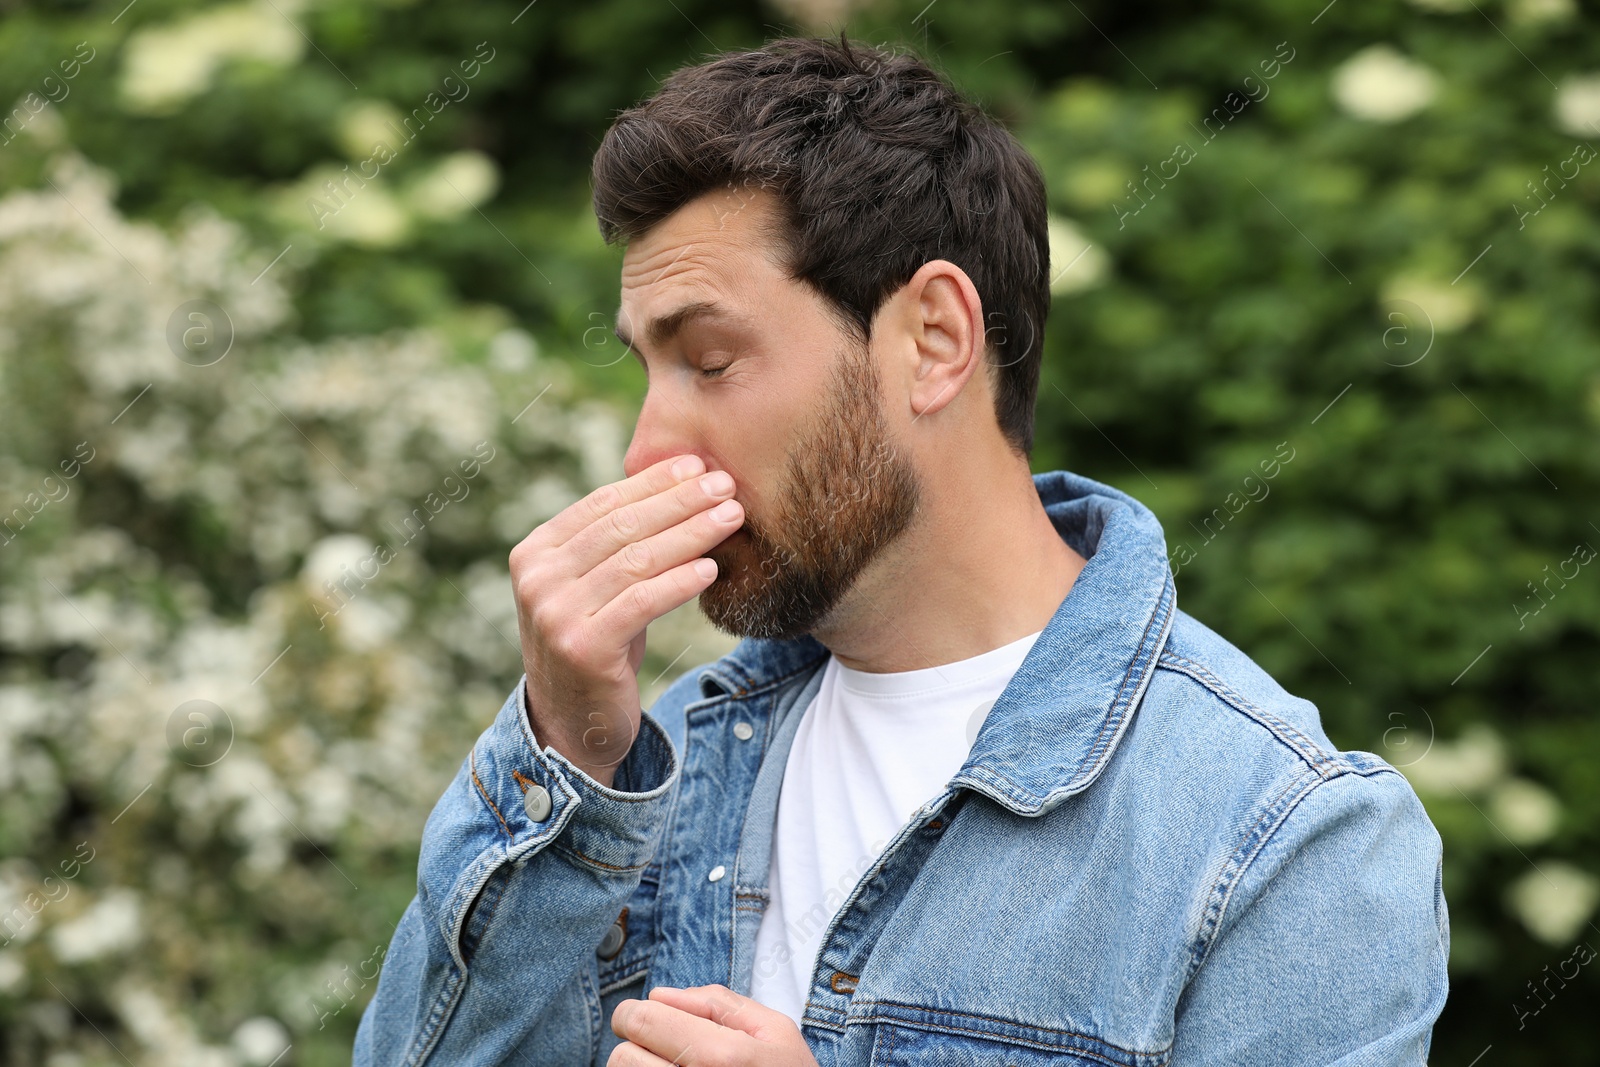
[701, 645, 830, 698]
[598, 965, 647, 997]
[458, 863, 511, 966]
[973, 570, 1175, 811]
[469, 747, 515, 839]
[685, 654, 830, 721]
[403, 966, 465, 1067]
[1155, 651, 1338, 773]
[853, 1000, 1170, 1067]
[551, 838, 652, 874]
[544, 726, 679, 805]
[1072, 572, 1177, 789]
[1183, 769, 1323, 983]
[579, 956, 601, 1064]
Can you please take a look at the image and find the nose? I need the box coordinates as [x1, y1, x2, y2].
[622, 384, 707, 480]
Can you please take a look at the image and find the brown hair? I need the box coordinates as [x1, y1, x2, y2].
[591, 33, 1051, 459]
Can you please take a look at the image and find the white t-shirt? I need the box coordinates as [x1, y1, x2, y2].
[748, 628, 1045, 1025]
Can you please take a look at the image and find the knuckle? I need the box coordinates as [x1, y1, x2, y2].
[511, 564, 537, 599]
[510, 539, 537, 576]
[528, 600, 559, 638]
[518, 573, 555, 618]
[620, 539, 652, 575]
[625, 581, 656, 619]
[568, 625, 596, 663]
[606, 504, 640, 541]
[524, 518, 556, 553]
[586, 483, 622, 522]
[512, 548, 550, 592]
[550, 623, 586, 664]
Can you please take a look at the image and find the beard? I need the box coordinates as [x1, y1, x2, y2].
[697, 337, 922, 641]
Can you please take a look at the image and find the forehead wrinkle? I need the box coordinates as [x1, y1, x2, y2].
[615, 190, 797, 366]
[621, 241, 725, 294]
[617, 257, 733, 352]
[620, 186, 784, 289]
[619, 243, 772, 355]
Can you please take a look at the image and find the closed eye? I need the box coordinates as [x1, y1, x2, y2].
[698, 353, 733, 378]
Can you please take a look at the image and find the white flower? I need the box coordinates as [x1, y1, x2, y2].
[405, 151, 501, 220]
[49, 888, 142, 962]
[1380, 274, 1478, 333]
[495, 472, 582, 542]
[120, 2, 303, 114]
[335, 595, 407, 653]
[1507, 863, 1600, 945]
[311, 180, 410, 247]
[1509, 0, 1576, 23]
[301, 534, 378, 596]
[109, 981, 240, 1065]
[337, 101, 406, 163]
[119, 30, 220, 113]
[0, 951, 23, 992]
[297, 763, 355, 837]
[1046, 214, 1109, 294]
[489, 328, 539, 373]
[1490, 778, 1561, 844]
[1400, 722, 1505, 795]
[12, 98, 66, 147]
[1553, 73, 1600, 138]
[275, 164, 412, 246]
[1332, 45, 1439, 123]
[232, 1016, 291, 1065]
[571, 400, 629, 488]
[115, 410, 195, 500]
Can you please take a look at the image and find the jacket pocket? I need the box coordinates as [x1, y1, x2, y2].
[864, 1010, 1167, 1067]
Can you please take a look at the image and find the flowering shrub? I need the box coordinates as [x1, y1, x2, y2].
[0, 147, 735, 1065]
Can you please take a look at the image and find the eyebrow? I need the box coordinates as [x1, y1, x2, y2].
[612, 301, 744, 361]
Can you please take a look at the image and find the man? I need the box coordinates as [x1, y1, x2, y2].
[355, 33, 1448, 1066]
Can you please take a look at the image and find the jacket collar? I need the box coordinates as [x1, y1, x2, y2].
[696, 468, 1176, 817]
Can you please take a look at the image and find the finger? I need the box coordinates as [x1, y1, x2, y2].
[648, 984, 788, 1041]
[526, 453, 705, 553]
[562, 466, 741, 590]
[589, 555, 725, 645]
[612, 995, 758, 1065]
[606, 1041, 680, 1067]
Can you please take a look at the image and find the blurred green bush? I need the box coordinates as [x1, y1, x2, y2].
[0, 0, 1595, 1063]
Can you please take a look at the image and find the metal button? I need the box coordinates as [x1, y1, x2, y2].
[523, 783, 552, 822]
[733, 721, 754, 740]
[707, 864, 726, 882]
[597, 920, 625, 959]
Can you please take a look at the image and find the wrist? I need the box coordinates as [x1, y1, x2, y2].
[521, 679, 625, 789]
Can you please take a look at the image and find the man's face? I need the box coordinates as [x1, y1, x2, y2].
[616, 186, 922, 640]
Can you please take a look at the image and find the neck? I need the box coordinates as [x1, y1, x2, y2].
[812, 451, 1086, 673]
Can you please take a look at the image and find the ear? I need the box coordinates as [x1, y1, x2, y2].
[886, 259, 986, 422]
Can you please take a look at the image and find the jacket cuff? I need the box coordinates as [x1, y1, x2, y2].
[467, 676, 680, 873]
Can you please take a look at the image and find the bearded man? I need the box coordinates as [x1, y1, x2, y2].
[356, 33, 1448, 1067]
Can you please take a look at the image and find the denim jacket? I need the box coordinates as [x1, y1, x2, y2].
[354, 468, 1449, 1066]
